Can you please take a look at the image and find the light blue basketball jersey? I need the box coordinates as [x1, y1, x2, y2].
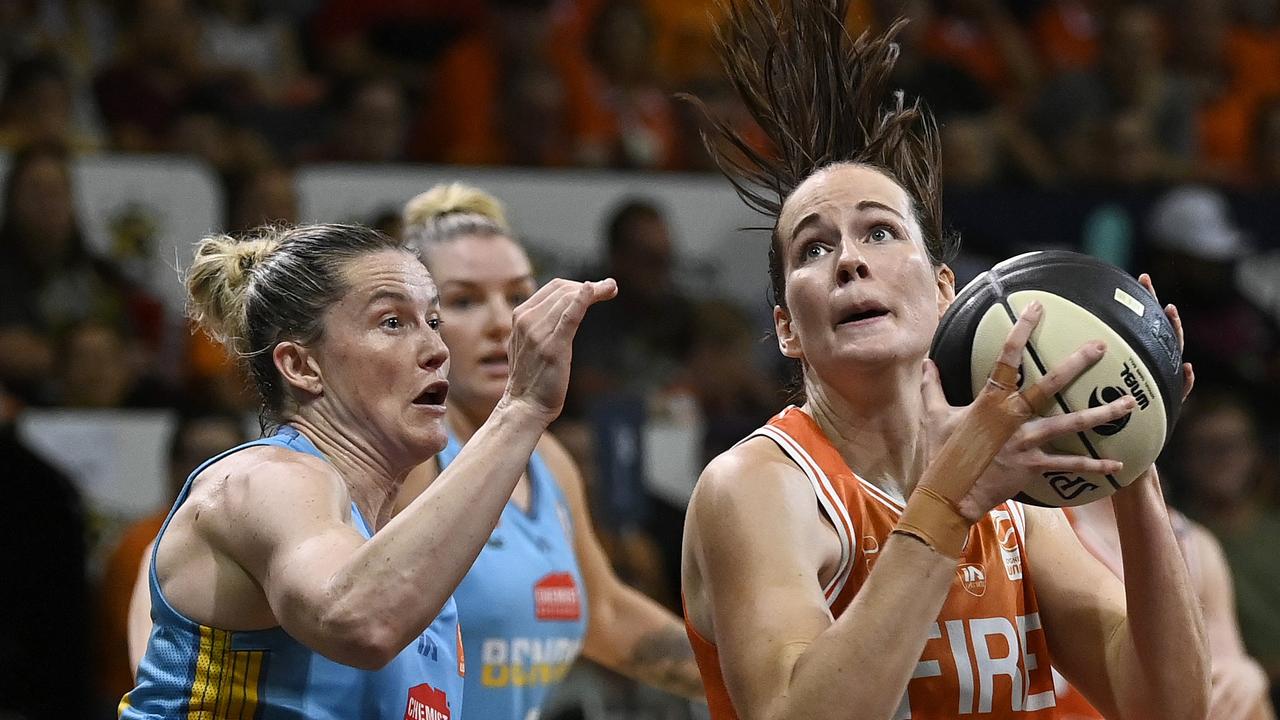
[120, 425, 464, 720]
[440, 432, 588, 720]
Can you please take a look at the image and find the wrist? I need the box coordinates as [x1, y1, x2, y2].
[492, 395, 557, 430]
[894, 486, 972, 559]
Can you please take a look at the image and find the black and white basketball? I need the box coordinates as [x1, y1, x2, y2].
[929, 251, 1185, 507]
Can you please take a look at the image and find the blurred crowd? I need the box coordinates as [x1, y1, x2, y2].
[2, 0, 1280, 717]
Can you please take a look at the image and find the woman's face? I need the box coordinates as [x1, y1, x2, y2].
[774, 164, 953, 381]
[426, 234, 535, 418]
[11, 155, 75, 267]
[1183, 405, 1258, 504]
[304, 249, 451, 462]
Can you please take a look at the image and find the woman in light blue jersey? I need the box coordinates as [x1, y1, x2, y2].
[122, 223, 614, 718]
[395, 184, 704, 720]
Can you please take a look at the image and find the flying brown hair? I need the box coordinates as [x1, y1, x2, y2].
[686, 0, 958, 305]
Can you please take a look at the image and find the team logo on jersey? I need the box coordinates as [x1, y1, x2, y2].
[990, 509, 1023, 581]
[534, 572, 581, 621]
[861, 535, 880, 571]
[403, 683, 450, 720]
[957, 563, 987, 597]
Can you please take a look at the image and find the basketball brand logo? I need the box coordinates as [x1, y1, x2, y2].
[534, 572, 581, 621]
[403, 683, 450, 720]
[1088, 385, 1131, 435]
[957, 563, 987, 597]
[1045, 472, 1099, 501]
[991, 509, 1023, 581]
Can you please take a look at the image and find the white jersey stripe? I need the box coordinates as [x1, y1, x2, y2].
[749, 426, 856, 605]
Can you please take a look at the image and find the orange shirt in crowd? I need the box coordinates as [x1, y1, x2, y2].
[95, 511, 165, 702]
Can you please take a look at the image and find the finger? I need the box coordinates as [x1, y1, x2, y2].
[548, 281, 602, 342]
[1025, 450, 1123, 477]
[516, 277, 571, 315]
[584, 278, 619, 305]
[1166, 303, 1185, 352]
[995, 301, 1043, 370]
[1019, 395, 1136, 445]
[1138, 272, 1160, 304]
[1182, 362, 1195, 401]
[920, 359, 953, 415]
[1025, 340, 1107, 403]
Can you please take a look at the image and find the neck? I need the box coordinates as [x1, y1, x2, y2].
[802, 361, 928, 503]
[286, 412, 406, 531]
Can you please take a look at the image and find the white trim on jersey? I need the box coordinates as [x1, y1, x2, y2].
[748, 424, 857, 606]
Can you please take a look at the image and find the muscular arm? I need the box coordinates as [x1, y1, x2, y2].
[685, 440, 958, 720]
[205, 401, 553, 669]
[1028, 471, 1210, 720]
[538, 434, 703, 700]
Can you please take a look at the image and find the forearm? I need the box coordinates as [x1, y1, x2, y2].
[769, 534, 955, 720]
[327, 400, 550, 652]
[1111, 475, 1211, 719]
[584, 584, 703, 700]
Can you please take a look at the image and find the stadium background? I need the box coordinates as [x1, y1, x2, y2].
[1, 0, 1278, 717]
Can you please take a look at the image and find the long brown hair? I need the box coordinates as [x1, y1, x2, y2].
[686, 0, 957, 308]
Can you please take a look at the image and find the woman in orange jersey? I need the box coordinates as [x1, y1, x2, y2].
[679, 2, 1211, 719]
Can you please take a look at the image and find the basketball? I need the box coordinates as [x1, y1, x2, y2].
[930, 251, 1186, 507]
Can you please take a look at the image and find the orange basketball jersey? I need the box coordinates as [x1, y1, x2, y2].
[686, 407, 1061, 719]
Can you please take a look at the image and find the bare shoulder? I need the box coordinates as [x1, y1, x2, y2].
[537, 431, 580, 487]
[187, 445, 349, 538]
[689, 435, 812, 520]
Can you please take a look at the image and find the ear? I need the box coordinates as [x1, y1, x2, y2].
[935, 264, 956, 317]
[774, 305, 803, 360]
[273, 340, 324, 399]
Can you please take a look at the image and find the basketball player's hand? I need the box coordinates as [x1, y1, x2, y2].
[1138, 272, 1195, 402]
[1209, 657, 1273, 720]
[919, 302, 1136, 522]
[502, 278, 617, 423]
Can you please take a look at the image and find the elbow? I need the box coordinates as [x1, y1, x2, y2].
[320, 618, 407, 670]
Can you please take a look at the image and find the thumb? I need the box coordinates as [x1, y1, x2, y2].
[920, 358, 952, 414]
[585, 278, 618, 304]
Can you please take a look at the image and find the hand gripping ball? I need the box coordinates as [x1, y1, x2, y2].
[929, 251, 1185, 507]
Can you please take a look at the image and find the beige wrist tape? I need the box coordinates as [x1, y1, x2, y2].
[894, 486, 970, 558]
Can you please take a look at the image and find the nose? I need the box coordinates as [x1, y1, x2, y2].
[420, 326, 449, 371]
[484, 294, 514, 340]
[835, 235, 870, 285]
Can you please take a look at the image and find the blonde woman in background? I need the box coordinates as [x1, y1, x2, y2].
[395, 183, 704, 720]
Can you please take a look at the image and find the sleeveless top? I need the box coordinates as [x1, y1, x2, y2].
[1052, 506, 1199, 719]
[439, 431, 587, 720]
[685, 407, 1061, 720]
[120, 426, 465, 720]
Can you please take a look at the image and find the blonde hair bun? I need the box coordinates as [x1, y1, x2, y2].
[403, 183, 511, 234]
[185, 231, 281, 353]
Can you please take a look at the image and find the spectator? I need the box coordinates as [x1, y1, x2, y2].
[918, 0, 1042, 103]
[1035, 4, 1196, 184]
[95, 409, 246, 707]
[585, 0, 683, 170]
[1145, 185, 1277, 388]
[93, 0, 208, 151]
[0, 383, 91, 717]
[569, 199, 696, 413]
[0, 144, 143, 405]
[1030, 0, 1107, 74]
[1173, 388, 1280, 703]
[1169, 0, 1280, 181]
[227, 163, 298, 235]
[0, 54, 97, 151]
[198, 0, 311, 104]
[304, 75, 408, 162]
[57, 320, 171, 408]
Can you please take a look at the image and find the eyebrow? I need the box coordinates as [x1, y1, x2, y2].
[789, 199, 908, 239]
[366, 288, 439, 309]
[437, 275, 535, 291]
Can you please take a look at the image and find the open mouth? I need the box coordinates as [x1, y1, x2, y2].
[413, 381, 449, 406]
[478, 350, 508, 368]
[837, 306, 891, 325]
